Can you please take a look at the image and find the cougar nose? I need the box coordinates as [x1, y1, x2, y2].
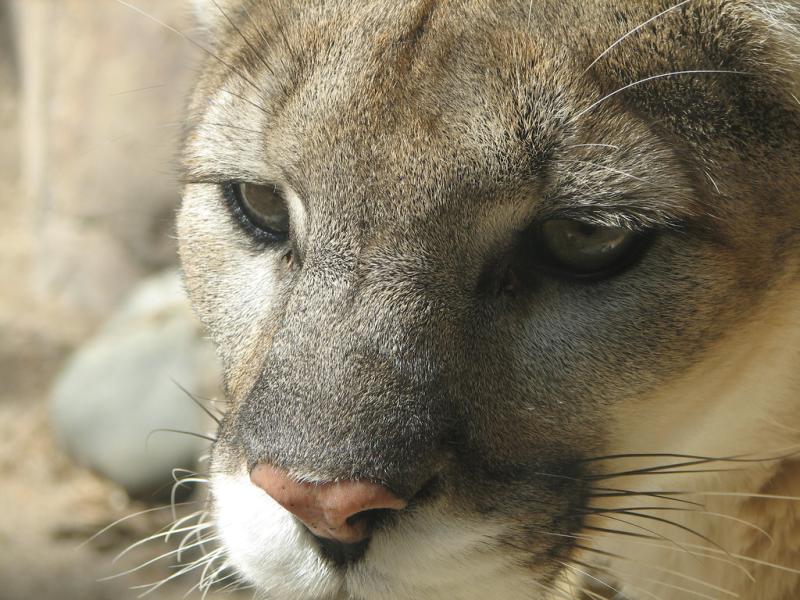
[250, 464, 408, 544]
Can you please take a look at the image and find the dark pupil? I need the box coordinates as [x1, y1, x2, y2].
[539, 219, 637, 276]
[241, 183, 289, 234]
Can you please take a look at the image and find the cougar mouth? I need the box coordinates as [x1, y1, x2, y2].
[314, 536, 371, 567]
[298, 475, 445, 568]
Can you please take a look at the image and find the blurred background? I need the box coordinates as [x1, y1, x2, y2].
[0, 2, 240, 598]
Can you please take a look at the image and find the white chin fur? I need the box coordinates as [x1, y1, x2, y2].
[213, 473, 344, 598]
[213, 472, 542, 600]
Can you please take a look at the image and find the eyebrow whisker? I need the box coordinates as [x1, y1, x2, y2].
[572, 70, 749, 123]
[584, 0, 695, 73]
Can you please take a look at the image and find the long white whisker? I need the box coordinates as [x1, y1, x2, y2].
[200, 558, 231, 598]
[112, 0, 261, 91]
[178, 513, 212, 561]
[102, 534, 221, 580]
[166, 510, 208, 538]
[557, 159, 647, 182]
[689, 491, 800, 502]
[560, 561, 623, 597]
[584, 0, 694, 73]
[576, 545, 741, 598]
[572, 70, 747, 123]
[604, 506, 773, 544]
[567, 532, 755, 582]
[567, 143, 621, 151]
[79, 502, 198, 549]
[133, 548, 226, 597]
[581, 589, 609, 600]
[576, 559, 720, 600]
[679, 542, 800, 576]
[113, 522, 214, 564]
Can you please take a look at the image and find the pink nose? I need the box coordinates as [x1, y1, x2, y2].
[250, 464, 408, 544]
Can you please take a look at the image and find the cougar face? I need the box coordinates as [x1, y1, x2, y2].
[177, 1, 800, 598]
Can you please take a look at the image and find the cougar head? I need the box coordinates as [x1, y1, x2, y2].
[177, 1, 800, 598]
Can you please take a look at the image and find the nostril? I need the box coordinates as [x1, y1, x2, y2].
[345, 507, 389, 528]
[250, 464, 408, 545]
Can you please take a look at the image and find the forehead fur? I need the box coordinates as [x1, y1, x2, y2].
[184, 0, 799, 231]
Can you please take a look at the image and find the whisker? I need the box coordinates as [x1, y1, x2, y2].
[264, 0, 299, 67]
[590, 488, 705, 508]
[171, 471, 210, 522]
[557, 159, 647, 182]
[583, 0, 694, 73]
[584, 524, 659, 541]
[148, 429, 217, 445]
[113, 521, 214, 564]
[543, 525, 755, 584]
[676, 542, 800, 577]
[705, 170, 722, 194]
[588, 454, 738, 478]
[178, 513, 212, 561]
[583, 446, 800, 466]
[112, 0, 261, 92]
[589, 506, 773, 544]
[581, 589, 610, 600]
[133, 547, 226, 597]
[567, 143, 621, 151]
[567, 565, 666, 600]
[171, 379, 224, 425]
[209, 0, 277, 80]
[689, 491, 800, 502]
[592, 467, 743, 481]
[586, 513, 696, 556]
[165, 508, 209, 542]
[215, 572, 252, 594]
[198, 552, 225, 596]
[573, 544, 740, 597]
[559, 561, 623, 598]
[203, 121, 266, 136]
[571, 70, 748, 123]
[239, 1, 293, 83]
[572, 534, 755, 582]
[78, 502, 199, 549]
[110, 84, 166, 97]
[103, 533, 221, 580]
[573, 558, 719, 600]
[593, 509, 733, 555]
[218, 88, 272, 119]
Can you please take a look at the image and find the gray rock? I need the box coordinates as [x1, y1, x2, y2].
[50, 270, 222, 498]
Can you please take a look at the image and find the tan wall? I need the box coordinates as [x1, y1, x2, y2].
[1, 1, 198, 397]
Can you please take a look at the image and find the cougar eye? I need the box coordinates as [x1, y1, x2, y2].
[533, 219, 643, 277]
[230, 182, 290, 240]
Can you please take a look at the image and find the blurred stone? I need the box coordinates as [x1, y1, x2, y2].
[0, 2, 197, 403]
[50, 270, 222, 498]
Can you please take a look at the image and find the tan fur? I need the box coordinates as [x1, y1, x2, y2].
[584, 283, 800, 599]
[177, 1, 800, 598]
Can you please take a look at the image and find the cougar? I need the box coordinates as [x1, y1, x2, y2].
[173, 1, 800, 598]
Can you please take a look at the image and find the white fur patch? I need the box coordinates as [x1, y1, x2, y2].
[213, 470, 545, 600]
[214, 471, 344, 598]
